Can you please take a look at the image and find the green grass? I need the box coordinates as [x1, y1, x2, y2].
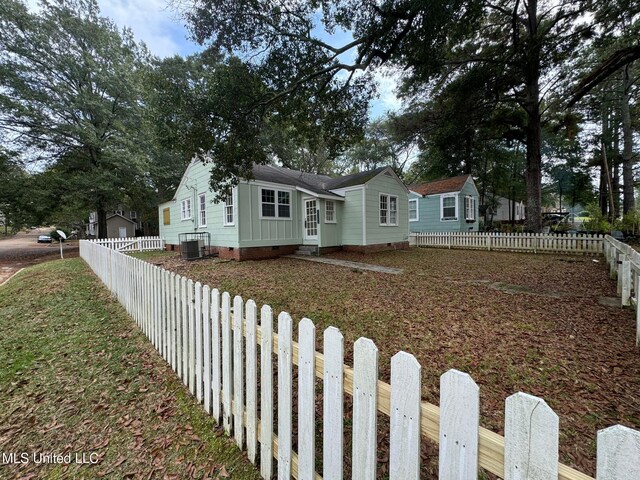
[0, 259, 260, 480]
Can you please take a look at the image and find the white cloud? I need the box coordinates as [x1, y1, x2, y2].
[370, 67, 404, 118]
[26, 0, 199, 58]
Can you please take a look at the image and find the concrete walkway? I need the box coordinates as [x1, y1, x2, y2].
[285, 255, 403, 274]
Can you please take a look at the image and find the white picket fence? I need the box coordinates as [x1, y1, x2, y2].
[86, 236, 164, 252]
[79, 240, 640, 480]
[603, 235, 640, 347]
[411, 232, 604, 254]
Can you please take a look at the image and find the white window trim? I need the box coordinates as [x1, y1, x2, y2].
[223, 192, 235, 226]
[464, 195, 476, 221]
[130, 211, 137, 219]
[181, 198, 192, 221]
[409, 198, 419, 222]
[379, 193, 398, 227]
[259, 186, 292, 220]
[325, 200, 336, 223]
[440, 193, 458, 222]
[198, 193, 207, 227]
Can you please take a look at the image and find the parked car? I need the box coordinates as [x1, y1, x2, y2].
[37, 235, 52, 243]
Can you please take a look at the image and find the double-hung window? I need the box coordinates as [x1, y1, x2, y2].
[223, 194, 234, 226]
[261, 188, 291, 218]
[181, 198, 192, 220]
[325, 200, 336, 223]
[409, 198, 418, 222]
[464, 196, 476, 221]
[441, 194, 457, 221]
[379, 194, 398, 226]
[198, 194, 207, 227]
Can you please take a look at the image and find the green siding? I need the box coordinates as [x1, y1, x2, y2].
[364, 173, 409, 245]
[238, 183, 303, 247]
[409, 178, 480, 233]
[158, 161, 239, 247]
[340, 189, 364, 245]
[318, 198, 341, 248]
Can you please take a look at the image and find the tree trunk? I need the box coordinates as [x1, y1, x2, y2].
[523, 0, 543, 232]
[622, 64, 635, 214]
[97, 205, 108, 239]
[599, 164, 608, 216]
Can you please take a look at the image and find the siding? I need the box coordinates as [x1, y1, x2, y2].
[340, 189, 364, 246]
[364, 173, 409, 245]
[238, 183, 302, 247]
[409, 178, 479, 233]
[318, 198, 341, 248]
[158, 161, 239, 247]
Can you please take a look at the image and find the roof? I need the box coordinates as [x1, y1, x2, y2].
[409, 175, 472, 196]
[106, 213, 136, 224]
[251, 164, 398, 198]
[325, 166, 389, 189]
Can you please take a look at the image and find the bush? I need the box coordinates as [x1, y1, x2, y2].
[582, 203, 611, 234]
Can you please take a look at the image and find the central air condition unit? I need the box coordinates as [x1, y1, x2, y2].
[181, 240, 202, 260]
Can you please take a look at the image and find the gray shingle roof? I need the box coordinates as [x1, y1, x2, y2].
[251, 164, 389, 197]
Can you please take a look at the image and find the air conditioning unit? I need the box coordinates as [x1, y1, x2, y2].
[181, 240, 202, 260]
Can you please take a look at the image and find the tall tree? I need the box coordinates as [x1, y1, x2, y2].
[0, 0, 150, 237]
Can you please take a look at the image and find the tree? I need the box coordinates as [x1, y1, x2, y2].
[0, 0, 151, 237]
[177, 0, 614, 231]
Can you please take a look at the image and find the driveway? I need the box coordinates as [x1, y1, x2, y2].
[0, 228, 79, 284]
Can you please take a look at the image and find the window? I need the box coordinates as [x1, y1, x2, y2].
[198, 194, 207, 227]
[379, 194, 398, 226]
[115, 210, 124, 216]
[278, 191, 290, 218]
[223, 194, 234, 226]
[261, 188, 291, 218]
[325, 200, 336, 223]
[441, 194, 457, 221]
[162, 208, 170, 225]
[464, 196, 477, 221]
[130, 211, 137, 219]
[409, 199, 419, 222]
[181, 198, 192, 220]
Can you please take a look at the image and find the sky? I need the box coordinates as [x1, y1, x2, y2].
[26, 0, 402, 119]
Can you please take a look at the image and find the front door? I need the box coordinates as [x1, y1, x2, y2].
[119, 227, 127, 238]
[303, 199, 318, 242]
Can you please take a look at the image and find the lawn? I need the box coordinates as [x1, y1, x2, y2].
[0, 259, 260, 480]
[138, 247, 640, 477]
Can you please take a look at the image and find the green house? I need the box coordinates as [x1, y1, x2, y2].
[158, 162, 409, 260]
[408, 175, 480, 232]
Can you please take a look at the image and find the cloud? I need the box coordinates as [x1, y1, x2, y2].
[370, 67, 404, 119]
[25, 0, 200, 58]
[97, 0, 199, 57]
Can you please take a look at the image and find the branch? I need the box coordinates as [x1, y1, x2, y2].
[567, 45, 640, 107]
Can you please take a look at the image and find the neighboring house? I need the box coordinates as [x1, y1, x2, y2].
[408, 175, 480, 232]
[87, 210, 139, 238]
[158, 161, 410, 260]
[491, 195, 526, 222]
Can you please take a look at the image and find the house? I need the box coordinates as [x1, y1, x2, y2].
[158, 161, 410, 260]
[408, 175, 479, 232]
[490, 195, 526, 222]
[87, 210, 139, 238]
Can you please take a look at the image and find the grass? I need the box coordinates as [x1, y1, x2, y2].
[0, 259, 260, 480]
[138, 247, 640, 477]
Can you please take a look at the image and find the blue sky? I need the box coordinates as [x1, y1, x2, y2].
[27, 0, 402, 119]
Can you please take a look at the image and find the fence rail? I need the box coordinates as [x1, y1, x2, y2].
[86, 236, 164, 252]
[603, 235, 640, 347]
[410, 232, 604, 254]
[79, 240, 639, 480]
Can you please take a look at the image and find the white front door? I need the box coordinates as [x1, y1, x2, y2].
[118, 227, 127, 238]
[303, 199, 318, 241]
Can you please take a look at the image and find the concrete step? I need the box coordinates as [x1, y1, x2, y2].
[294, 250, 313, 256]
[297, 245, 318, 252]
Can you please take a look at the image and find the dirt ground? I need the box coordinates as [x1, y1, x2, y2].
[137, 247, 640, 477]
[0, 228, 79, 284]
